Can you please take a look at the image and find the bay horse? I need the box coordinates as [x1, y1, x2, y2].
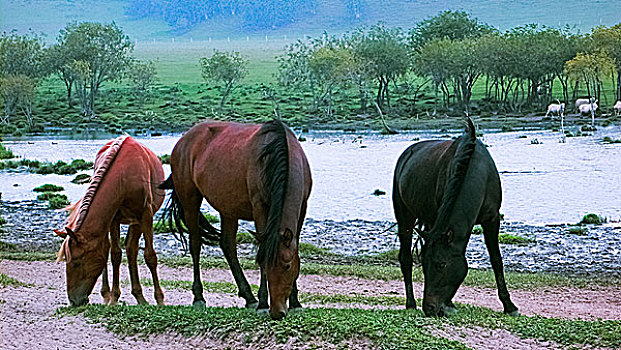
[160, 119, 312, 320]
[392, 118, 519, 317]
[55, 136, 165, 307]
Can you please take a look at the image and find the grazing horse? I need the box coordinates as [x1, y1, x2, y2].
[392, 118, 518, 317]
[160, 119, 312, 320]
[55, 136, 165, 307]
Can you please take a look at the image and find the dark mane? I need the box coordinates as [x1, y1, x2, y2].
[256, 119, 290, 267]
[71, 136, 128, 233]
[428, 118, 477, 240]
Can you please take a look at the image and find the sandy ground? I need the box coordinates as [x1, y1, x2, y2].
[1, 260, 619, 349]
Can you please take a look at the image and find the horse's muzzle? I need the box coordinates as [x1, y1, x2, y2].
[69, 296, 89, 307]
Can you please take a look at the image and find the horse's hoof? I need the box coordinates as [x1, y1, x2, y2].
[192, 300, 206, 310]
[507, 310, 520, 317]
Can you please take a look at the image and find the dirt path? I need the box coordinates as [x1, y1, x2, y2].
[1, 260, 618, 349]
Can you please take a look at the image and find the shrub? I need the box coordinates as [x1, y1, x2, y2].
[71, 174, 91, 184]
[567, 227, 587, 235]
[579, 213, 605, 225]
[498, 234, 535, 245]
[48, 195, 70, 209]
[0, 144, 14, 159]
[33, 184, 64, 192]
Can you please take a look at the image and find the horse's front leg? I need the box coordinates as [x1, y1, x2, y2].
[142, 215, 165, 305]
[108, 217, 122, 305]
[100, 263, 111, 305]
[220, 216, 257, 308]
[482, 218, 519, 316]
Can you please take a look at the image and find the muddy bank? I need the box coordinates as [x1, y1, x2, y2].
[1, 200, 620, 277]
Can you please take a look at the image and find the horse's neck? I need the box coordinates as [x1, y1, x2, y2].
[78, 195, 122, 240]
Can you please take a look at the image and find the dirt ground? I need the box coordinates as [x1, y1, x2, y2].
[1, 260, 619, 349]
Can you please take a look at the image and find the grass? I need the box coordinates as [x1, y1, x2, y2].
[0, 158, 93, 175]
[602, 136, 621, 144]
[579, 213, 605, 225]
[71, 174, 91, 184]
[0, 273, 33, 287]
[58, 302, 621, 349]
[298, 242, 332, 256]
[472, 225, 483, 235]
[0, 144, 15, 159]
[36, 192, 70, 209]
[497, 234, 535, 245]
[567, 226, 588, 235]
[33, 184, 64, 192]
[236, 231, 256, 244]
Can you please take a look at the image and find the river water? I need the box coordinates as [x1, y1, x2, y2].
[2, 126, 620, 225]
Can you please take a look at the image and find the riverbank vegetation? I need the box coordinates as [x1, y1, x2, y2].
[1, 12, 620, 135]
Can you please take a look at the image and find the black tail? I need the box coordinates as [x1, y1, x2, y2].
[255, 119, 290, 267]
[158, 175, 221, 250]
[426, 117, 477, 241]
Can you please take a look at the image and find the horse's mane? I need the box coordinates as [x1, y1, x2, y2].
[256, 119, 290, 267]
[428, 118, 477, 241]
[65, 136, 129, 233]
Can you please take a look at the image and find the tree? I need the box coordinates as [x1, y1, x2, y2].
[565, 51, 616, 127]
[55, 22, 134, 115]
[0, 74, 36, 126]
[409, 10, 495, 50]
[200, 50, 248, 110]
[591, 24, 621, 101]
[128, 60, 158, 104]
[353, 24, 409, 110]
[308, 46, 353, 118]
[0, 31, 47, 79]
[277, 40, 316, 109]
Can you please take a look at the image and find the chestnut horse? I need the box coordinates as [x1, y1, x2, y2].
[160, 119, 312, 320]
[392, 118, 518, 317]
[56, 136, 165, 307]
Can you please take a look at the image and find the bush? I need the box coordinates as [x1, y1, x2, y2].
[579, 213, 605, 225]
[472, 225, 483, 234]
[33, 184, 64, 192]
[0, 144, 14, 159]
[71, 174, 91, 184]
[567, 227, 587, 235]
[48, 195, 70, 209]
[498, 234, 535, 245]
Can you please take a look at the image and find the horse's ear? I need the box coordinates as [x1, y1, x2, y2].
[446, 229, 454, 244]
[282, 228, 294, 247]
[66, 227, 82, 244]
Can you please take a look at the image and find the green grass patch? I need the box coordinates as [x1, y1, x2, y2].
[71, 173, 91, 184]
[602, 136, 621, 144]
[158, 255, 618, 289]
[450, 304, 621, 348]
[567, 226, 588, 235]
[298, 242, 332, 256]
[497, 234, 535, 245]
[0, 158, 93, 175]
[0, 273, 33, 287]
[59, 304, 463, 349]
[236, 231, 256, 244]
[33, 184, 65, 192]
[579, 213, 605, 225]
[472, 225, 483, 235]
[373, 249, 399, 263]
[0, 143, 15, 159]
[158, 154, 171, 164]
[0, 217, 6, 226]
[36, 192, 70, 209]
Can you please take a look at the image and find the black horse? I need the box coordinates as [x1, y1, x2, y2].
[392, 117, 518, 317]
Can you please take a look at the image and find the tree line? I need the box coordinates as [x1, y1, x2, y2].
[1, 12, 620, 133]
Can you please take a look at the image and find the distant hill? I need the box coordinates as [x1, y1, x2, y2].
[2, 0, 620, 43]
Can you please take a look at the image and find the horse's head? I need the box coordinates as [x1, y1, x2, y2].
[262, 227, 300, 320]
[420, 228, 468, 317]
[55, 227, 109, 307]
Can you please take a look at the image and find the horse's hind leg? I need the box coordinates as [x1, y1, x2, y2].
[220, 216, 258, 308]
[177, 190, 206, 308]
[126, 224, 148, 305]
[142, 215, 165, 305]
[482, 218, 519, 316]
[108, 216, 122, 305]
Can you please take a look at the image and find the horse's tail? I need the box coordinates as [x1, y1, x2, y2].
[427, 117, 477, 239]
[158, 175, 221, 250]
[256, 119, 290, 267]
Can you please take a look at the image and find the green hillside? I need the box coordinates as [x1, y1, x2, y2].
[2, 0, 620, 43]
